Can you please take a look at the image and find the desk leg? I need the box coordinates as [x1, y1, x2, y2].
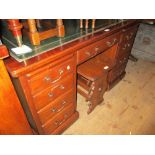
[27, 19, 40, 45]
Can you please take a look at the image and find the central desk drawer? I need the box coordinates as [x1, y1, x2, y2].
[77, 33, 120, 64]
[27, 57, 74, 95]
[32, 74, 74, 111]
[37, 89, 74, 124]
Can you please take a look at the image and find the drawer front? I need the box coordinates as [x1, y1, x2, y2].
[27, 57, 74, 95]
[117, 26, 138, 60]
[33, 74, 74, 111]
[38, 89, 74, 124]
[42, 104, 75, 134]
[123, 25, 138, 42]
[108, 62, 127, 83]
[117, 54, 128, 66]
[77, 33, 120, 64]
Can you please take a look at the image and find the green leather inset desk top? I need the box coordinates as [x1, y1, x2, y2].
[1, 19, 123, 62]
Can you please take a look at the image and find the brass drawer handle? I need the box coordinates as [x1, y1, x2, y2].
[130, 32, 133, 38]
[127, 43, 131, 47]
[106, 38, 117, 47]
[124, 57, 127, 61]
[51, 101, 66, 113]
[54, 114, 68, 126]
[44, 76, 51, 81]
[85, 51, 91, 56]
[48, 92, 53, 98]
[67, 65, 71, 70]
[122, 44, 127, 50]
[95, 47, 99, 52]
[59, 69, 64, 75]
[59, 85, 65, 90]
[126, 35, 129, 40]
[51, 76, 61, 84]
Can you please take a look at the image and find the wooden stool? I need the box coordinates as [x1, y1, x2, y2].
[27, 19, 65, 45]
[7, 19, 65, 46]
[77, 52, 114, 114]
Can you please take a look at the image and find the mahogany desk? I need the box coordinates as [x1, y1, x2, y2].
[3, 19, 140, 134]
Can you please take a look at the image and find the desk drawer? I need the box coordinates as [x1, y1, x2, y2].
[27, 57, 74, 95]
[38, 89, 74, 124]
[32, 74, 73, 111]
[42, 104, 75, 134]
[77, 33, 120, 64]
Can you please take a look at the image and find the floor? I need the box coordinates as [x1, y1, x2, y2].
[63, 59, 155, 135]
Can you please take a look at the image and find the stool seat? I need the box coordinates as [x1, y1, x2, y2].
[77, 56, 113, 81]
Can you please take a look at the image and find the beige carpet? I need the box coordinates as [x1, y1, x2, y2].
[63, 59, 155, 135]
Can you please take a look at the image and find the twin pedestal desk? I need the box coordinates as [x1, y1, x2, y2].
[4, 20, 139, 134]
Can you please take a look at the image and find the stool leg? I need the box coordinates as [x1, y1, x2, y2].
[92, 19, 96, 29]
[57, 19, 65, 37]
[7, 19, 23, 47]
[87, 78, 106, 114]
[27, 19, 40, 45]
[85, 19, 89, 29]
[80, 19, 83, 28]
[36, 19, 42, 29]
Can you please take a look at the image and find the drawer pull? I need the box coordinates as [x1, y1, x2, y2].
[60, 85, 65, 90]
[62, 100, 66, 105]
[126, 35, 129, 40]
[106, 38, 117, 47]
[95, 47, 99, 52]
[51, 76, 61, 84]
[44, 76, 51, 81]
[51, 108, 57, 112]
[85, 51, 91, 56]
[130, 32, 133, 37]
[51, 101, 66, 113]
[67, 65, 71, 70]
[59, 69, 64, 75]
[54, 114, 68, 126]
[48, 92, 53, 98]
[122, 44, 127, 50]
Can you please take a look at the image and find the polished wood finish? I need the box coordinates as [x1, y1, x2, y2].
[27, 19, 40, 45]
[38, 89, 74, 124]
[92, 19, 96, 29]
[77, 44, 118, 113]
[108, 24, 139, 89]
[80, 19, 96, 29]
[77, 32, 120, 64]
[0, 45, 32, 134]
[27, 19, 65, 45]
[5, 53, 78, 134]
[7, 19, 23, 47]
[0, 44, 9, 59]
[4, 20, 139, 134]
